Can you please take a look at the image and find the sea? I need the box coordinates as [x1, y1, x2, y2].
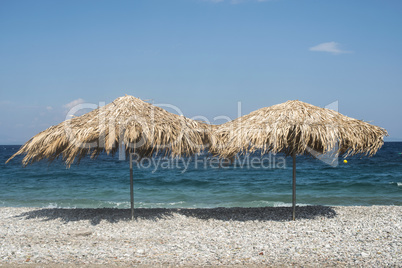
[0, 142, 401, 209]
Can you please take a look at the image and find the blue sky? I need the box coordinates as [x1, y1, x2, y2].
[1, 0, 401, 144]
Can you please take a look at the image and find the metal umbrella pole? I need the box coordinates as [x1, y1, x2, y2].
[292, 152, 296, 221]
[130, 153, 134, 220]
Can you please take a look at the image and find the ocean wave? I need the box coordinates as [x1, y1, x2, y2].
[273, 202, 311, 207]
[43, 203, 77, 209]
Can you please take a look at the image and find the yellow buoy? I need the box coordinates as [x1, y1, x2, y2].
[343, 159, 348, 163]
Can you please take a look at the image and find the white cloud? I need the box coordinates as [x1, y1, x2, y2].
[205, 0, 271, 3]
[46, 106, 53, 111]
[0, 100, 13, 106]
[309, 42, 352, 55]
[63, 98, 85, 110]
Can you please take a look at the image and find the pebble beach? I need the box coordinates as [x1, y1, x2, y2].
[0, 206, 401, 267]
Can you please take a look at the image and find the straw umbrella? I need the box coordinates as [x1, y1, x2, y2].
[212, 100, 388, 220]
[6, 95, 212, 219]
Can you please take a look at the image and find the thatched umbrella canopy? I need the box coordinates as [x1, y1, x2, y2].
[7, 95, 212, 166]
[212, 100, 388, 220]
[7, 95, 213, 219]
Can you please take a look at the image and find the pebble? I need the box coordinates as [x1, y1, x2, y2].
[0, 206, 401, 266]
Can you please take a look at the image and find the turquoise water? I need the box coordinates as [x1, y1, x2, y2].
[1, 143, 401, 208]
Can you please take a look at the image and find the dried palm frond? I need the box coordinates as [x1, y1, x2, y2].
[211, 100, 387, 158]
[7, 95, 213, 167]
